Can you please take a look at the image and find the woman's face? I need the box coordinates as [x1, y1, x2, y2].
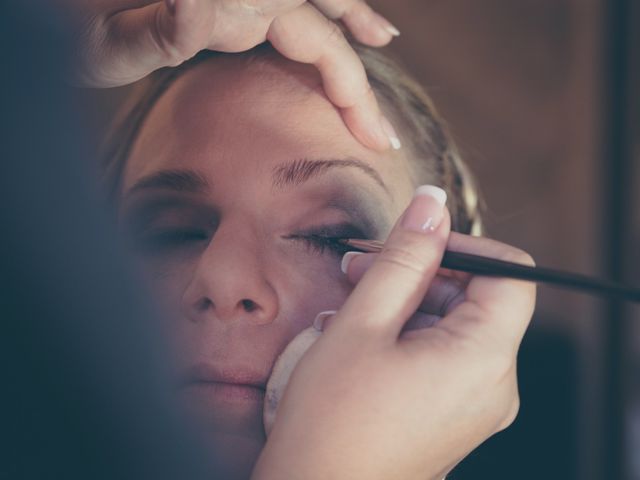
[120, 53, 416, 475]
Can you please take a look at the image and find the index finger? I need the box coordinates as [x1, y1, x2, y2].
[267, 3, 400, 151]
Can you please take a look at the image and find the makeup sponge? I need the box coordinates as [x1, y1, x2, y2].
[263, 326, 322, 436]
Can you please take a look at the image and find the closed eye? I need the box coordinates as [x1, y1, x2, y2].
[133, 227, 210, 253]
[293, 234, 353, 257]
[285, 223, 369, 258]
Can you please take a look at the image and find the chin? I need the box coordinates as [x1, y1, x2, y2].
[178, 381, 266, 434]
[202, 428, 266, 480]
[175, 385, 268, 478]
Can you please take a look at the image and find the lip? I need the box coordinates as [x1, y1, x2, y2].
[180, 363, 268, 391]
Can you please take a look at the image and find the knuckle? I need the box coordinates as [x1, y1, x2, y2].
[150, 4, 199, 63]
[482, 348, 516, 388]
[497, 393, 520, 432]
[361, 81, 375, 103]
[324, 21, 346, 45]
[240, 0, 262, 13]
[485, 357, 520, 433]
[150, 7, 178, 60]
[377, 245, 429, 278]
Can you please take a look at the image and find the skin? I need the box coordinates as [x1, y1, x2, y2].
[253, 204, 535, 480]
[119, 52, 416, 478]
[54, 0, 534, 476]
[117, 47, 535, 480]
[64, 0, 402, 150]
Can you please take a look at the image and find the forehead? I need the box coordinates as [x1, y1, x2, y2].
[123, 53, 414, 209]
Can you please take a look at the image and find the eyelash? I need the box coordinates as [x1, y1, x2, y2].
[286, 223, 366, 258]
[290, 234, 353, 257]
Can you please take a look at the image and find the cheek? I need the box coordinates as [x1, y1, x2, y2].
[134, 256, 195, 320]
[273, 252, 354, 332]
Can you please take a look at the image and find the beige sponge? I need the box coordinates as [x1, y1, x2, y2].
[263, 326, 322, 436]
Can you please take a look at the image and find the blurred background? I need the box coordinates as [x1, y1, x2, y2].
[81, 0, 639, 478]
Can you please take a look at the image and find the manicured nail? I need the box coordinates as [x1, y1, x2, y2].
[341, 251, 363, 274]
[313, 311, 337, 332]
[401, 185, 447, 233]
[385, 24, 401, 37]
[380, 20, 400, 37]
[380, 115, 402, 150]
[375, 13, 401, 37]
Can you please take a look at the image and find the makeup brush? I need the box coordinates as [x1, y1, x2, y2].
[340, 239, 640, 303]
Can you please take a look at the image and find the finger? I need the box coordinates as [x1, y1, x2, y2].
[342, 231, 536, 350]
[415, 275, 467, 316]
[343, 252, 468, 317]
[99, 0, 215, 86]
[341, 251, 376, 280]
[311, 0, 399, 46]
[438, 232, 537, 350]
[267, 3, 400, 151]
[400, 311, 443, 336]
[329, 186, 451, 342]
[343, 250, 469, 284]
[315, 306, 428, 334]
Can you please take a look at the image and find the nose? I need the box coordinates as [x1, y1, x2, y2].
[181, 227, 279, 326]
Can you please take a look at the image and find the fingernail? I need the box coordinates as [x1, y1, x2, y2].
[341, 251, 363, 274]
[313, 310, 337, 332]
[381, 21, 400, 37]
[401, 185, 447, 233]
[375, 14, 401, 37]
[380, 115, 402, 150]
[166, 0, 176, 14]
[385, 24, 401, 37]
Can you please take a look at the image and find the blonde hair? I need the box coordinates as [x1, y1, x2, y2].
[100, 44, 484, 236]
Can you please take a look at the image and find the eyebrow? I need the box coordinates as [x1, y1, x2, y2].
[124, 158, 388, 200]
[272, 158, 389, 193]
[125, 169, 209, 198]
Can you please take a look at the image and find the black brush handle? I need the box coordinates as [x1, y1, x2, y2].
[442, 251, 640, 303]
[341, 239, 640, 303]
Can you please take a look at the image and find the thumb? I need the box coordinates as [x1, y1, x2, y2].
[97, 0, 213, 86]
[329, 185, 450, 343]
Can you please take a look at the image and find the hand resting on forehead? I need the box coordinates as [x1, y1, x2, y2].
[64, 0, 402, 151]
